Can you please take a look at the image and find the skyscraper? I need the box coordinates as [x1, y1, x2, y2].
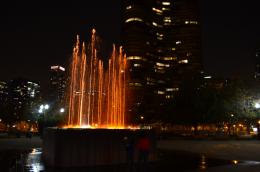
[0, 81, 8, 102]
[7, 78, 40, 122]
[49, 66, 66, 106]
[121, 0, 202, 122]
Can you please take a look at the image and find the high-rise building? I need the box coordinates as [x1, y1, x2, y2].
[0, 81, 8, 119]
[121, 0, 202, 122]
[0, 81, 8, 102]
[49, 66, 66, 106]
[7, 78, 40, 122]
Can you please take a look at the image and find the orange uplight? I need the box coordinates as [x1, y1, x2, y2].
[67, 29, 127, 129]
[62, 124, 140, 130]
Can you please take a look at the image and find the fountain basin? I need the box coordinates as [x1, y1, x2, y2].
[43, 127, 156, 168]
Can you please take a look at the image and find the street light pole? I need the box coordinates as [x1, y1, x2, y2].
[38, 104, 50, 137]
[255, 103, 260, 140]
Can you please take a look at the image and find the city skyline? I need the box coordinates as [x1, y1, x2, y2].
[0, 0, 260, 86]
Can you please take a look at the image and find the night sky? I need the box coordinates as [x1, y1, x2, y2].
[0, 0, 260, 89]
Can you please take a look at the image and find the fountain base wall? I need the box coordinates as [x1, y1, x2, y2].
[43, 127, 156, 168]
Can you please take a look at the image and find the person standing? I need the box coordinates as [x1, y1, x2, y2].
[136, 132, 150, 171]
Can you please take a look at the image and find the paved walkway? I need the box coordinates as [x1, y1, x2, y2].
[158, 139, 260, 171]
[158, 140, 260, 161]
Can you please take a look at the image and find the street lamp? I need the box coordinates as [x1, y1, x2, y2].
[38, 104, 50, 119]
[38, 109, 43, 113]
[44, 104, 49, 110]
[60, 108, 65, 113]
[40, 105, 44, 110]
[255, 103, 260, 109]
[255, 103, 260, 139]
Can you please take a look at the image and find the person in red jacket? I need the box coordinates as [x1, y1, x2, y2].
[136, 132, 150, 164]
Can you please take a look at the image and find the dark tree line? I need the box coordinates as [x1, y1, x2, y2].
[165, 78, 260, 126]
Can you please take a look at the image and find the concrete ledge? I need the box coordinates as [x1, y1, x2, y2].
[43, 128, 156, 168]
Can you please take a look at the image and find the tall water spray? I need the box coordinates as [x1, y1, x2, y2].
[67, 29, 127, 128]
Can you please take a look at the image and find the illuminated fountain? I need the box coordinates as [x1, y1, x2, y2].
[67, 29, 126, 129]
[43, 29, 155, 169]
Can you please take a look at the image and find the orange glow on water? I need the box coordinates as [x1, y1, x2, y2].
[67, 29, 127, 128]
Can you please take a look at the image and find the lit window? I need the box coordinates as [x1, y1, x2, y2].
[152, 22, 163, 27]
[126, 5, 132, 10]
[166, 95, 171, 99]
[156, 62, 170, 67]
[157, 91, 165, 95]
[171, 47, 176, 51]
[127, 56, 146, 61]
[176, 41, 181, 45]
[204, 76, 212, 79]
[162, 2, 171, 5]
[129, 82, 143, 87]
[51, 66, 65, 71]
[155, 66, 164, 70]
[133, 63, 141, 67]
[185, 20, 198, 24]
[163, 57, 176, 61]
[152, 7, 162, 13]
[147, 82, 155, 85]
[164, 17, 171, 23]
[156, 33, 163, 37]
[162, 8, 170, 11]
[166, 88, 174, 91]
[125, 18, 143, 23]
[156, 33, 164, 40]
[190, 21, 198, 24]
[152, 22, 158, 26]
[156, 62, 164, 67]
[166, 88, 179, 92]
[178, 59, 188, 64]
[134, 83, 142, 86]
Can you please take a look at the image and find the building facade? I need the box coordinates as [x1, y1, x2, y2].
[49, 65, 66, 106]
[121, 0, 202, 122]
[4, 78, 40, 123]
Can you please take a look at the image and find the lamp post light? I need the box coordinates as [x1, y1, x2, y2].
[60, 108, 65, 113]
[255, 103, 260, 109]
[44, 104, 50, 110]
[229, 113, 235, 136]
[38, 104, 50, 137]
[255, 103, 260, 139]
[38, 104, 50, 120]
[257, 120, 260, 140]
